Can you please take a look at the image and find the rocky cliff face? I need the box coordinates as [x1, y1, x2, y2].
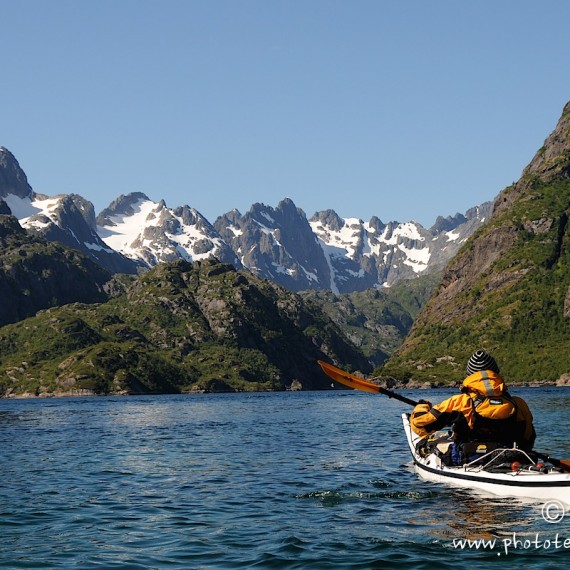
[383, 100, 570, 384]
[214, 199, 332, 291]
[0, 147, 33, 199]
[495, 101, 570, 216]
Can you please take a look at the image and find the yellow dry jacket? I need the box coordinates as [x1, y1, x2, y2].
[410, 371, 535, 449]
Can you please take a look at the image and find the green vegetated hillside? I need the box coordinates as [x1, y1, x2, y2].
[383, 101, 570, 385]
[300, 272, 439, 366]
[0, 257, 371, 397]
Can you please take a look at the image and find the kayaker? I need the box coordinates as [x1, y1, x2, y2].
[410, 350, 536, 451]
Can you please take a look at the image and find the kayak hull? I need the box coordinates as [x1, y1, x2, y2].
[402, 413, 570, 506]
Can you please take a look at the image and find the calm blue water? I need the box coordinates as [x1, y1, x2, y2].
[1, 387, 570, 569]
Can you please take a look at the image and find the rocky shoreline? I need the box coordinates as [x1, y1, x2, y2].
[3, 376, 570, 399]
[379, 378, 570, 391]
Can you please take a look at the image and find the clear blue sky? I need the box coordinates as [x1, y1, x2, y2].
[3, 0, 570, 227]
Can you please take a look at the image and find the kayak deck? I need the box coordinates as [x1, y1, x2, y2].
[402, 413, 570, 505]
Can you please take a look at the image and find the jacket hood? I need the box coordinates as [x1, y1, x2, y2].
[462, 370, 506, 396]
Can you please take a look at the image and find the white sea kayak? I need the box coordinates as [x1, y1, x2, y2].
[402, 413, 570, 506]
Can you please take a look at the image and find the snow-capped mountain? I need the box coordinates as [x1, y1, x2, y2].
[309, 212, 432, 292]
[311, 205, 492, 290]
[1, 146, 492, 292]
[96, 193, 240, 268]
[215, 199, 492, 292]
[0, 147, 137, 274]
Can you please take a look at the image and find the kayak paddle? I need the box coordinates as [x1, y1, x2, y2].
[317, 360, 418, 407]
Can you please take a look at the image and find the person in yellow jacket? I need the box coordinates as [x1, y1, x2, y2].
[410, 350, 536, 451]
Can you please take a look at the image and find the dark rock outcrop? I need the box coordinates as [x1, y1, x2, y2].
[0, 147, 33, 199]
[0, 214, 111, 327]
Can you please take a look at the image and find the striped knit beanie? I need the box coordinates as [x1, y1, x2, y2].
[466, 350, 500, 375]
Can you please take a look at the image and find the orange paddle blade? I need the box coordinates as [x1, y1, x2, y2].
[317, 360, 419, 406]
[317, 360, 384, 394]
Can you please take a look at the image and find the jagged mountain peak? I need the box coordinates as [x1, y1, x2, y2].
[368, 216, 386, 233]
[0, 147, 33, 200]
[245, 197, 306, 227]
[310, 209, 346, 231]
[0, 151, 141, 275]
[215, 198, 330, 291]
[430, 212, 468, 233]
[276, 196, 303, 214]
[9, 191, 139, 275]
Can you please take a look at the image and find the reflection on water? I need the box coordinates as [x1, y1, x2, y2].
[408, 489, 538, 541]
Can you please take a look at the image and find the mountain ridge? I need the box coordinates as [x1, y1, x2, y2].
[0, 148, 139, 275]
[1, 146, 491, 293]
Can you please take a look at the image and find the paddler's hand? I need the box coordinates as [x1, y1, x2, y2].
[418, 399, 432, 408]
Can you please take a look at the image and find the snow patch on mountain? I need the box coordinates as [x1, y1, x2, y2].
[97, 197, 158, 259]
[309, 217, 363, 260]
[4, 190, 136, 273]
[96, 194, 239, 268]
[399, 242, 431, 272]
[3, 193, 45, 220]
[11, 194, 115, 253]
[310, 215, 433, 288]
[445, 229, 461, 241]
